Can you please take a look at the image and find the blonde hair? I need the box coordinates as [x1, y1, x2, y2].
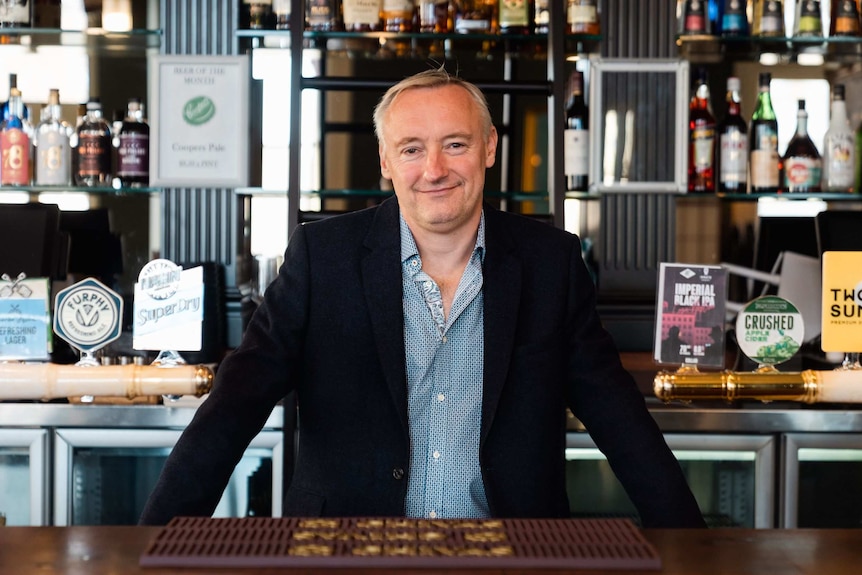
[373, 67, 493, 143]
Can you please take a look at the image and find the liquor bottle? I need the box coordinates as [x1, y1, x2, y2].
[717, 77, 747, 193]
[688, 68, 716, 193]
[419, 0, 451, 33]
[381, 0, 415, 32]
[564, 71, 589, 192]
[499, 0, 533, 34]
[0, 0, 31, 27]
[793, 0, 823, 37]
[2, 74, 29, 123]
[34, 88, 71, 186]
[116, 97, 150, 188]
[344, 0, 383, 32]
[454, 0, 495, 33]
[718, 0, 749, 37]
[243, 0, 272, 29]
[749, 72, 780, 194]
[272, 0, 290, 29]
[822, 84, 856, 193]
[677, 0, 711, 35]
[782, 100, 822, 193]
[751, 0, 785, 37]
[33, 0, 61, 28]
[534, 0, 549, 34]
[567, 0, 600, 35]
[306, 0, 339, 31]
[0, 87, 31, 185]
[74, 98, 112, 187]
[830, 0, 861, 36]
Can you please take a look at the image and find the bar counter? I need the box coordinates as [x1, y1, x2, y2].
[1, 525, 860, 574]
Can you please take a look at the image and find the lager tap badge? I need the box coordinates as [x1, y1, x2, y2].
[735, 295, 804, 369]
[53, 278, 123, 354]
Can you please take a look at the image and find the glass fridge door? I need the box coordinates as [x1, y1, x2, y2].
[0, 429, 48, 526]
[781, 432, 862, 528]
[53, 428, 283, 526]
[566, 432, 775, 528]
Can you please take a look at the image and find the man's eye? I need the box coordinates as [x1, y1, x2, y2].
[403, 147, 419, 155]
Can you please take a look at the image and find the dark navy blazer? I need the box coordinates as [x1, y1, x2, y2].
[140, 197, 705, 528]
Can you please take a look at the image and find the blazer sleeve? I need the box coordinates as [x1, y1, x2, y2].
[563, 236, 706, 529]
[139, 225, 312, 525]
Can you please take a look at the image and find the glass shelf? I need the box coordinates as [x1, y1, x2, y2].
[236, 29, 601, 43]
[718, 192, 862, 201]
[0, 27, 163, 50]
[0, 185, 159, 195]
[677, 33, 862, 64]
[237, 188, 556, 202]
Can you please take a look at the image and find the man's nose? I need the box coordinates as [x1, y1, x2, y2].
[424, 149, 448, 181]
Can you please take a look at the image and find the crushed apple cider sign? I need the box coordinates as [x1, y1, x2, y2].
[821, 251, 862, 352]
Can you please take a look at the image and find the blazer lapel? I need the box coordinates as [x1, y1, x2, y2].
[480, 207, 521, 444]
[361, 198, 410, 436]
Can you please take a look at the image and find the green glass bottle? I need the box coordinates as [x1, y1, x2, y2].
[749, 72, 780, 194]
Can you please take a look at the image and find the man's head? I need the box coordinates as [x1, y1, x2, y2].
[374, 68, 498, 237]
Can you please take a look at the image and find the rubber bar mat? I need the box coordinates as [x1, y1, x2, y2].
[140, 516, 661, 570]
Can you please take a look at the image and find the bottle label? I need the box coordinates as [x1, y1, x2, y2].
[797, 0, 822, 33]
[783, 156, 822, 190]
[825, 133, 855, 189]
[750, 123, 779, 188]
[0, 0, 30, 26]
[344, 0, 381, 25]
[720, 129, 747, 184]
[691, 123, 715, 172]
[564, 128, 589, 178]
[36, 131, 71, 186]
[77, 134, 112, 178]
[117, 132, 150, 178]
[306, 0, 334, 27]
[382, 0, 413, 13]
[0, 128, 30, 185]
[500, 0, 530, 27]
[568, 5, 598, 25]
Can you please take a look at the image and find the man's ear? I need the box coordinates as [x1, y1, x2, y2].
[379, 145, 391, 179]
[485, 126, 498, 168]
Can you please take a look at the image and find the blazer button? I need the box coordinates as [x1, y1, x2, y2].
[392, 467, 405, 480]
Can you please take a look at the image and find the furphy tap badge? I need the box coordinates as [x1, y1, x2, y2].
[54, 278, 123, 352]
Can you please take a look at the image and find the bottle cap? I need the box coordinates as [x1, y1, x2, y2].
[727, 76, 741, 92]
[833, 84, 845, 99]
[758, 72, 771, 87]
[798, 99, 806, 110]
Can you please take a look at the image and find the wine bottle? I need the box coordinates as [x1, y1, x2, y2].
[564, 71, 589, 192]
[381, 0, 415, 32]
[34, 88, 71, 186]
[305, 0, 339, 31]
[793, 0, 823, 37]
[272, 0, 290, 29]
[717, 76, 747, 193]
[2, 74, 29, 123]
[0, 87, 31, 186]
[678, 0, 711, 35]
[822, 84, 856, 193]
[752, 0, 785, 37]
[74, 98, 113, 187]
[749, 72, 780, 194]
[116, 97, 150, 188]
[454, 0, 495, 34]
[418, 0, 451, 33]
[718, 0, 749, 37]
[567, 0, 600, 35]
[343, 0, 383, 32]
[782, 100, 822, 193]
[534, 0, 549, 34]
[243, 0, 272, 30]
[688, 68, 716, 193]
[830, 0, 861, 36]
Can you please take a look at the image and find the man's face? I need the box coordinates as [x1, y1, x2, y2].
[379, 84, 498, 236]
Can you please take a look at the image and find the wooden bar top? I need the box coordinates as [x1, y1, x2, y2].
[1, 525, 861, 574]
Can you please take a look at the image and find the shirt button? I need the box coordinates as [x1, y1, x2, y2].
[429, 510, 437, 519]
[437, 393, 445, 402]
[392, 467, 405, 480]
[432, 450, 440, 459]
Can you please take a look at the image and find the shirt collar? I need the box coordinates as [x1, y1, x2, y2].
[399, 211, 486, 265]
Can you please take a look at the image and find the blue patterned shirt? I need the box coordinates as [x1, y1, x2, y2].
[400, 213, 490, 519]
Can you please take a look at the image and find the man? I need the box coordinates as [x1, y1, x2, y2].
[140, 68, 705, 528]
